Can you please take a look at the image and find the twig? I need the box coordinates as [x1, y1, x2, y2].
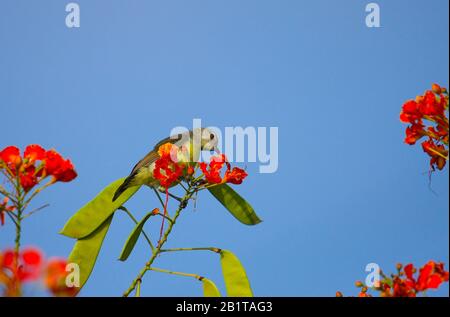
[152, 187, 165, 209]
[123, 187, 195, 297]
[160, 247, 221, 254]
[146, 267, 202, 280]
[22, 204, 50, 219]
[118, 206, 155, 254]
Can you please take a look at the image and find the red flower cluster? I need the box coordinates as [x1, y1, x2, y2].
[153, 143, 248, 188]
[0, 197, 15, 226]
[199, 154, 248, 185]
[0, 247, 76, 297]
[152, 143, 248, 243]
[400, 84, 449, 171]
[338, 261, 449, 297]
[153, 143, 185, 188]
[0, 145, 77, 192]
[1, 247, 43, 283]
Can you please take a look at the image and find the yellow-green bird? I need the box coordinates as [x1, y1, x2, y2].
[112, 128, 219, 202]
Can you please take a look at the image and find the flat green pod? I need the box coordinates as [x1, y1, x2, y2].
[220, 250, 253, 297]
[202, 277, 222, 297]
[60, 178, 140, 239]
[208, 184, 262, 225]
[67, 215, 114, 294]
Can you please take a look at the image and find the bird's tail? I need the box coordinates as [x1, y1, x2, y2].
[112, 173, 136, 202]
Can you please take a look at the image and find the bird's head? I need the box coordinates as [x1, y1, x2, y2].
[200, 128, 219, 154]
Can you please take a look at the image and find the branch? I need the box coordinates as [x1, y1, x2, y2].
[123, 187, 196, 297]
[118, 206, 155, 254]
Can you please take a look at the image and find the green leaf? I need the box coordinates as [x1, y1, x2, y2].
[202, 277, 222, 297]
[220, 250, 253, 297]
[67, 215, 114, 295]
[118, 212, 154, 261]
[208, 184, 262, 225]
[60, 178, 141, 239]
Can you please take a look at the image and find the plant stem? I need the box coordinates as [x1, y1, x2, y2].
[160, 247, 221, 254]
[14, 178, 24, 256]
[22, 203, 50, 220]
[119, 206, 155, 254]
[135, 279, 141, 297]
[123, 187, 195, 297]
[152, 187, 165, 209]
[14, 215, 21, 254]
[5, 211, 19, 227]
[155, 212, 173, 224]
[147, 267, 202, 280]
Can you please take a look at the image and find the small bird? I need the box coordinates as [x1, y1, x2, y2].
[112, 128, 219, 202]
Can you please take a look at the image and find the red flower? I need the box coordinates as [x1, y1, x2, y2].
[421, 139, 448, 170]
[224, 167, 248, 184]
[405, 122, 426, 145]
[153, 143, 184, 188]
[400, 100, 422, 123]
[401, 84, 448, 172]
[23, 145, 46, 165]
[44, 150, 64, 175]
[199, 154, 227, 184]
[404, 122, 425, 145]
[1, 247, 43, 282]
[44, 150, 77, 183]
[403, 261, 449, 293]
[53, 159, 77, 182]
[392, 277, 416, 297]
[199, 154, 248, 185]
[154, 156, 184, 188]
[416, 261, 449, 291]
[0, 197, 15, 226]
[19, 165, 38, 192]
[199, 162, 222, 184]
[1, 145, 77, 193]
[418, 91, 444, 116]
[0, 146, 22, 172]
[44, 258, 77, 297]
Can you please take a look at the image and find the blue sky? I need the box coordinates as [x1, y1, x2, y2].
[0, 0, 448, 296]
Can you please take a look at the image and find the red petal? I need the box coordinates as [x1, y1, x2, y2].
[426, 274, 443, 289]
[21, 247, 43, 265]
[1, 249, 15, 268]
[0, 146, 22, 167]
[44, 150, 64, 175]
[24, 145, 46, 163]
[404, 264, 415, 280]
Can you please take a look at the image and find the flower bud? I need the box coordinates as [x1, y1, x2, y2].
[437, 157, 446, 170]
[432, 83, 442, 94]
[152, 208, 160, 215]
[355, 281, 364, 288]
[335, 291, 343, 297]
[396, 263, 403, 271]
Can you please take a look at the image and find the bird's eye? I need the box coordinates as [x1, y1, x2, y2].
[210, 133, 215, 140]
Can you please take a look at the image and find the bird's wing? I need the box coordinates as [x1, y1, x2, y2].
[129, 133, 187, 174]
[152, 132, 188, 151]
[129, 150, 159, 175]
